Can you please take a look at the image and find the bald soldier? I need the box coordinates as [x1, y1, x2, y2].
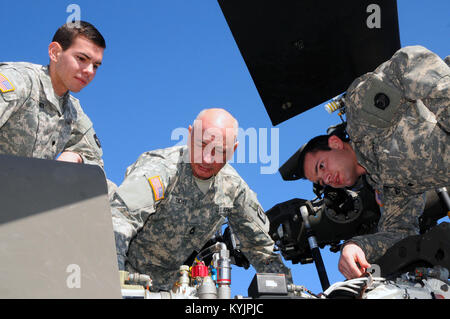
[0, 21, 105, 166]
[111, 108, 292, 291]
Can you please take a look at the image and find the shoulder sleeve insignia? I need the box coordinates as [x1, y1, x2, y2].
[148, 176, 165, 201]
[0, 73, 15, 93]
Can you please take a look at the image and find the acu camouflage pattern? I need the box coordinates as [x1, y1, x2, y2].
[111, 145, 291, 291]
[344, 46, 449, 262]
[0, 62, 103, 167]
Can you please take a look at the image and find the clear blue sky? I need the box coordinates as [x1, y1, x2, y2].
[4, 1, 449, 297]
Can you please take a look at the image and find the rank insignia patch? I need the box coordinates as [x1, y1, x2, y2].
[0, 73, 15, 93]
[148, 176, 165, 201]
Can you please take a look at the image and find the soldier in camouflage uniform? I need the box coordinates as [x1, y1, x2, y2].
[0, 21, 105, 166]
[295, 46, 449, 279]
[111, 108, 292, 291]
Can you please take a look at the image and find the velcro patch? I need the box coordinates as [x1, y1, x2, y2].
[148, 176, 164, 201]
[0, 73, 15, 93]
[360, 76, 402, 128]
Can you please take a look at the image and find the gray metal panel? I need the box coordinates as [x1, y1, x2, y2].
[0, 154, 121, 299]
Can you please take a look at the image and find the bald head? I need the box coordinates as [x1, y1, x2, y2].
[194, 108, 239, 141]
[188, 108, 239, 179]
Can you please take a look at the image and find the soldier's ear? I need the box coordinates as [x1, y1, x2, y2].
[48, 42, 63, 63]
[187, 125, 193, 147]
[328, 135, 344, 150]
[188, 125, 193, 142]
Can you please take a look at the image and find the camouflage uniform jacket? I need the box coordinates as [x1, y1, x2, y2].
[111, 145, 291, 291]
[0, 62, 103, 166]
[344, 46, 449, 262]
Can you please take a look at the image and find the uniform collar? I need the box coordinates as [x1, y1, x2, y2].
[38, 65, 68, 116]
[180, 145, 226, 197]
[350, 139, 380, 187]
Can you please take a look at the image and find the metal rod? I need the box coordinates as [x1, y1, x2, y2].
[300, 205, 330, 291]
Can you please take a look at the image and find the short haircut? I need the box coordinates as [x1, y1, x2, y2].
[296, 122, 350, 179]
[52, 21, 106, 51]
[297, 135, 332, 179]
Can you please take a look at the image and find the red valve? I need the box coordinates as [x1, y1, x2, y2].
[191, 261, 209, 278]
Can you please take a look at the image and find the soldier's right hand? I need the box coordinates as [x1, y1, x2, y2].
[338, 242, 371, 280]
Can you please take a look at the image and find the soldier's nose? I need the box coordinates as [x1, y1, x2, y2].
[83, 64, 95, 79]
[203, 152, 214, 164]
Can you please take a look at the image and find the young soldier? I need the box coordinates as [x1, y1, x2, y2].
[0, 21, 105, 166]
[295, 46, 449, 279]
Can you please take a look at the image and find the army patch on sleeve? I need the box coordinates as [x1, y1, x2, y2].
[0, 73, 15, 93]
[148, 176, 165, 201]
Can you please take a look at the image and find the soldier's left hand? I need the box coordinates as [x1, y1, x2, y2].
[57, 151, 83, 163]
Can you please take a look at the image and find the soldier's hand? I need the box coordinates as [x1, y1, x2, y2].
[57, 151, 83, 163]
[338, 242, 371, 279]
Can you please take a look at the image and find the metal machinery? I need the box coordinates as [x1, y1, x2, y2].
[117, 187, 449, 299]
[120, 242, 233, 299]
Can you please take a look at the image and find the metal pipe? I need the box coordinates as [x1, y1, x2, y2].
[300, 205, 330, 291]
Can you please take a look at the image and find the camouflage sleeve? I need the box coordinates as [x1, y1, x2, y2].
[0, 66, 31, 129]
[228, 184, 292, 281]
[348, 189, 425, 262]
[381, 45, 450, 131]
[110, 151, 174, 270]
[63, 111, 104, 168]
[345, 46, 449, 261]
[111, 187, 156, 270]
